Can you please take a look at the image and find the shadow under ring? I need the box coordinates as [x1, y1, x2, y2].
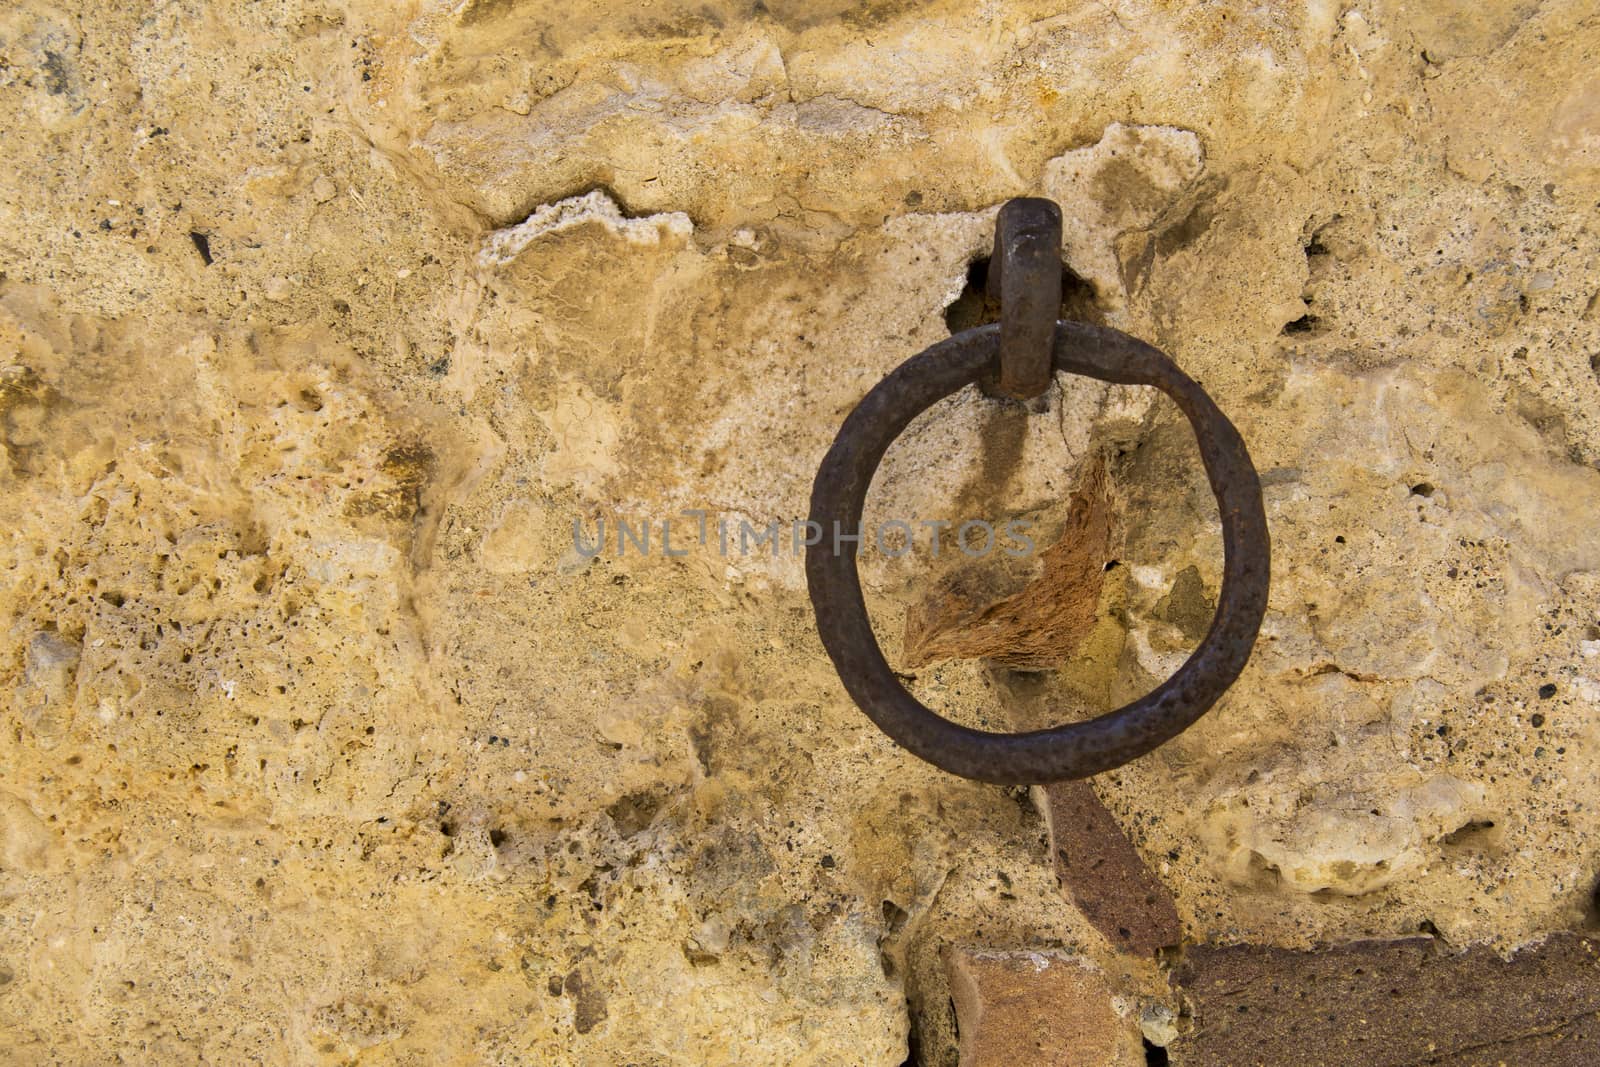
[805, 321, 1271, 785]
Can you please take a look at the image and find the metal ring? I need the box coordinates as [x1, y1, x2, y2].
[806, 321, 1270, 784]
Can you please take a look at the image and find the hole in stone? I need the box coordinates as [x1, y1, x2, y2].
[1440, 819, 1496, 847]
[1058, 264, 1099, 321]
[943, 255, 1101, 335]
[189, 231, 213, 265]
[607, 790, 665, 835]
[899, 1003, 933, 1067]
[1282, 314, 1320, 335]
[943, 257, 991, 334]
[1144, 1038, 1171, 1066]
[1410, 482, 1435, 497]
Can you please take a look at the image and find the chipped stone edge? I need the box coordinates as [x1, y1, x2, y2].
[477, 190, 694, 268]
[946, 946, 1105, 974]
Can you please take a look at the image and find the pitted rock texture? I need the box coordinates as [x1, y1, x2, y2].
[3, 1, 1600, 1064]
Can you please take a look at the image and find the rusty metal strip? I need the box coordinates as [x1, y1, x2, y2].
[983, 197, 1062, 400]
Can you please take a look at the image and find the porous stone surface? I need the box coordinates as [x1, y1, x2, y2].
[3, 1, 1600, 1063]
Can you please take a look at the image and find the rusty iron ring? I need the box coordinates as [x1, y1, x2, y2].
[806, 320, 1270, 784]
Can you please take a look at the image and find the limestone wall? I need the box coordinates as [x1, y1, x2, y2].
[2, 1, 1599, 1062]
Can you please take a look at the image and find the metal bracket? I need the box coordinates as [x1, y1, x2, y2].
[982, 197, 1063, 401]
